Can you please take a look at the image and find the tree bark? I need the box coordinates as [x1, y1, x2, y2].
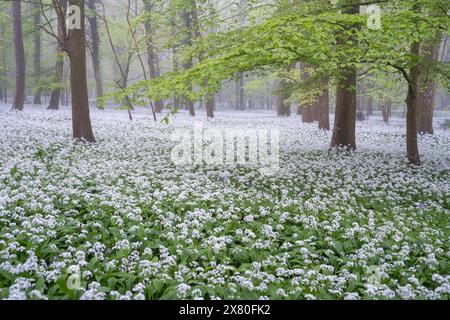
[206, 96, 215, 118]
[12, 0, 25, 111]
[48, 0, 67, 110]
[300, 63, 314, 123]
[318, 80, 330, 130]
[64, 0, 96, 142]
[1, 21, 6, 103]
[405, 41, 421, 165]
[0, 76, 3, 102]
[366, 96, 373, 117]
[235, 74, 245, 110]
[416, 37, 441, 134]
[87, 0, 103, 108]
[181, 9, 195, 116]
[33, 3, 42, 105]
[381, 101, 392, 124]
[330, 5, 359, 149]
[143, 0, 164, 113]
[276, 78, 290, 117]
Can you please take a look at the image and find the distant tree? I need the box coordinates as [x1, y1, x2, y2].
[33, 3, 42, 105]
[317, 79, 330, 131]
[300, 63, 315, 123]
[416, 36, 442, 134]
[12, 0, 25, 111]
[143, 0, 164, 114]
[87, 0, 103, 109]
[48, 0, 67, 110]
[276, 80, 290, 117]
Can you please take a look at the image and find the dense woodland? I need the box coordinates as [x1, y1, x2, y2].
[0, 0, 449, 301]
[1, 0, 448, 163]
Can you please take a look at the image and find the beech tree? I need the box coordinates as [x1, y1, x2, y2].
[143, 0, 164, 114]
[50, 0, 95, 142]
[12, 0, 25, 111]
[48, 0, 67, 110]
[33, 3, 42, 105]
[276, 74, 291, 117]
[87, 0, 103, 108]
[330, 4, 358, 150]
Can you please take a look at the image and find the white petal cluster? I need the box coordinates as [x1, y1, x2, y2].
[0, 105, 448, 300]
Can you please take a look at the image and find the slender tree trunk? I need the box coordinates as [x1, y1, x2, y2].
[276, 79, 290, 117]
[381, 101, 392, 124]
[66, 0, 95, 142]
[33, 3, 42, 105]
[406, 41, 421, 165]
[1, 21, 7, 103]
[143, 0, 164, 113]
[206, 96, 215, 118]
[180, 9, 195, 116]
[366, 96, 373, 117]
[318, 80, 330, 130]
[48, 52, 64, 109]
[12, 1, 25, 111]
[330, 5, 358, 149]
[0, 76, 3, 102]
[172, 47, 180, 110]
[235, 74, 245, 110]
[48, 0, 67, 110]
[300, 63, 314, 123]
[416, 38, 441, 134]
[87, 0, 103, 108]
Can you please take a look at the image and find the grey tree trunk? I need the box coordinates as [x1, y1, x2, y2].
[87, 0, 103, 108]
[48, 0, 67, 110]
[300, 63, 314, 123]
[143, 0, 164, 113]
[318, 80, 330, 131]
[276, 80, 290, 117]
[406, 40, 421, 165]
[12, 0, 25, 111]
[416, 37, 441, 134]
[33, 3, 42, 105]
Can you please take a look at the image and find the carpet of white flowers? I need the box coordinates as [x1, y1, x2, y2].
[0, 104, 449, 300]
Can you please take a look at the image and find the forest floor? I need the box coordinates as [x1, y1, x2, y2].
[0, 104, 449, 300]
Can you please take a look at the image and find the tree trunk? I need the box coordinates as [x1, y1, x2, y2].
[330, 67, 357, 148]
[33, 3, 42, 105]
[48, 52, 64, 109]
[206, 97, 215, 118]
[87, 0, 103, 108]
[66, 0, 96, 142]
[0, 77, 3, 102]
[405, 41, 421, 165]
[12, 1, 25, 111]
[381, 101, 392, 124]
[416, 38, 441, 134]
[48, 0, 67, 110]
[235, 74, 245, 110]
[330, 5, 358, 149]
[276, 78, 290, 117]
[181, 9, 195, 116]
[318, 80, 330, 130]
[1, 21, 7, 103]
[366, 96, 373, 117]
[300, 63, 314, 123]
[143, 0, 164, 113]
